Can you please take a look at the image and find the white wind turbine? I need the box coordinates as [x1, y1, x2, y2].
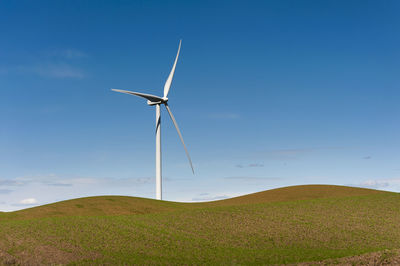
[112, 40, 194, 200]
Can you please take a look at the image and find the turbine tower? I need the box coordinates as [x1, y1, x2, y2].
[112, 40, 194, 200]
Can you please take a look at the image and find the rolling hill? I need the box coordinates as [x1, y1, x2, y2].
[0, 185, 399, 265]
[1, 184, 384, 220]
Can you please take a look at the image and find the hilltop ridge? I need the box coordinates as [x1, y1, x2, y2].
[206, 184, 385, 206]
[1, 185, 386, 220]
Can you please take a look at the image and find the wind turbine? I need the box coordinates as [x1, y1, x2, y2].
[112, 40, 194, 200]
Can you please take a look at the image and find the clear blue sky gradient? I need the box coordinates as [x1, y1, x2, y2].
[1, 0, 399, 211]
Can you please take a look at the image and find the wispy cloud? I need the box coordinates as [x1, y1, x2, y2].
[1, 48, 87, 79]
[1, 63, 85, 79]
[248, 147, 346, 161]
[22, 63, 85, 79]
[224, 176, 280, 182]
[244, 148, 312, 161]
[192, 194, 229, 202]
[268, 148, 316, 158]
[46, 183, 73, 187]
[236, 163, 264, 168]
[47, 49, 88, 59]
[249, 163, 264, 167]
[0, 189, 12, 194]
[0, 179, 29, 186]
[132, 177, 154, 184]
[349, 178, 400, 190]
[359, 180, 390, 189]
[94, 177, 154, 186]
[363, 156, 372, 160]
[2, 175, 155, 190]
[2, 175, 70, 187]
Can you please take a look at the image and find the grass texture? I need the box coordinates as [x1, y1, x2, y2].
[0, 185, 399, 265]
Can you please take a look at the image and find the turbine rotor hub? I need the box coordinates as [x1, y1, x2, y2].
[147, 97, 168, 106]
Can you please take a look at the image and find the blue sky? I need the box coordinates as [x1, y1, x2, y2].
[1, 0, 399, 211]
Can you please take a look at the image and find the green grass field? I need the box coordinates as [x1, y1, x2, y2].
[1, 185, 400, 265]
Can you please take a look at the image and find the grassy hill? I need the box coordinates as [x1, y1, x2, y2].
[1, 196, 186, 220]
[0, 185, 399, 265]
[204, 184, 384, 206]
[1, 185, 384, 220]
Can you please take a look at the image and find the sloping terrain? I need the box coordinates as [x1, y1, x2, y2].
[0, 185, 399, 265]
[1, 184, 383, 220]
[204, 184, 384, 206]
[0, 196, 186, 220]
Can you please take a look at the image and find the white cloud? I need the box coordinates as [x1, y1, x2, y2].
[19, 198, 38, 205]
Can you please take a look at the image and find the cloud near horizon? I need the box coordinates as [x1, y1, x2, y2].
[19, 198, 38, 205]
[224, 176, 280, 182]
[350, 178, 400, 190]
[0, 175, 155, 190]
[191, 194, 230, 202]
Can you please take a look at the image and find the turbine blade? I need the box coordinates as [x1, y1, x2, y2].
[163, 40, 181, 98]
[111, 89, 163, 103]
[164, 103, 194, 174]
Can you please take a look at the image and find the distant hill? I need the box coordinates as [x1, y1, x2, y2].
[2, 184, 385, 220]
[2, 195, 185, 220]
[205, 184, 384, 206]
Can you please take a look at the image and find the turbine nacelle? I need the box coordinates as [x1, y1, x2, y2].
[147, 97, 168, 106]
